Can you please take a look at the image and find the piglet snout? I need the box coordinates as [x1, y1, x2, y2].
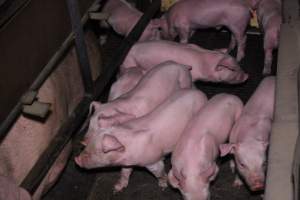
[251, 182, 264, 191]
[249, 177, 265, 191]
[232, 72, 248, 84]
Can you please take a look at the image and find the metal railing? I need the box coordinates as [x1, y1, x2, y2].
[19, 0, 161, 195]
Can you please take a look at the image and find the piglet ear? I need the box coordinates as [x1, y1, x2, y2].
[102, 134, 125, 153]
[214, 48, 228, 53]
[202, 164, 219, 182]
[216, 57, 239, 71]
[219, 143, 235, 156]
[89, 101, 102, 116]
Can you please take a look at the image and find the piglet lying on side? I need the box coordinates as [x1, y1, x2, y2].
[76, 89, 207, 192]
[257, 0, 282, 74]
[122, 40, 248, 84]
[85, 61, 192, 140]
[168, 94, 243, 200]
[102, 0, 160, 41]
[220, 76, 275, 191]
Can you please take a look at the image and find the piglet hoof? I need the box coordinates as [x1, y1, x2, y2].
[158, 177, 168, 190]
[263, 67, 271, 75]
[232, 177, 244, 188]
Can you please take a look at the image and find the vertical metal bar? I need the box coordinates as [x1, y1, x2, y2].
[66, 0, 94, 95]
[20, 0, 161, 194]
[93, 0, 161, 99]
[0, 6, 92, 144]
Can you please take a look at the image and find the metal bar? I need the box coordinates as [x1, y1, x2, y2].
[293, 68, 300, 200]
[20, 0, 161, 194]
[0, 35, 72, 144]
[264, 22, 300, 200]
[20, 96, 92, 194]
[93, 0, 161, 99]
[0, 0, 30, 30]
[0, 7, 91, 144]
[66, 0, 94, 95]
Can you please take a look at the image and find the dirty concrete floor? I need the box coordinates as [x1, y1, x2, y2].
[43, 26, 276, 200]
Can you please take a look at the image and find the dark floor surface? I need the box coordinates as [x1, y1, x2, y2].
[43, 26, 276, 200]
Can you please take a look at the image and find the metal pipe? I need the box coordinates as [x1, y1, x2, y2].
[66, 0, 94, 95]
[20, 0, 161, 194]
[0, 7, 91, 144]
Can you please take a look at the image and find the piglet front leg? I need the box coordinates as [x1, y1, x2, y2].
[113, 168, 133, 193]
[146, 160, 168, 189]
[230, 160, 244, 188]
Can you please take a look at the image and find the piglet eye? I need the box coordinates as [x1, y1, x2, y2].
[237, 159, 246, 168]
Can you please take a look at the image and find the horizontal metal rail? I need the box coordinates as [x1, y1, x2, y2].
[0, 3, 95, 144]
[20, 0, 161, 194]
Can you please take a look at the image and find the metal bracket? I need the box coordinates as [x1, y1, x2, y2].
[88, 12, 109, 21]
[22, 101, 51, 119]
[21, 90, 37, 105]
[21, 90, 50, 118]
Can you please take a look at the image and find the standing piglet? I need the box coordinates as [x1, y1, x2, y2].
[220, 76, 275, 191]
[76, 89, 208, 192]
[122, 40, 248, 84]
[108, 67, 144, 101]
[168, 94, 243, 200]
[85, 61, 192, 134]
[101, 0, 160, 41]
[160, 0, 251, 61]
[257, 0, 282, 74]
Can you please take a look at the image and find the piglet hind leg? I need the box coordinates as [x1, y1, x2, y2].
[263, 49, 273, 75]
[175, 23, 190, 44]
[146, 160, 168, 190]
[228, 34, 237, 52]
[113, 168, 133, 193]
[230, 26, 247, 62]
[230, 160, 244, 188]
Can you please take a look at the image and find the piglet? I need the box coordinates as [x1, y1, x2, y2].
[75, 89, 207, 192]
[102, 0, 160, 41]
[122, 40, 248, 84]
[84, 61, 192, 142]
[220, 76, 275, 191]
[108, 67, 144, 101]
[168, 94, 243, 200]
[160, 0, 251, 61]
[257, 0, 282, 74]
